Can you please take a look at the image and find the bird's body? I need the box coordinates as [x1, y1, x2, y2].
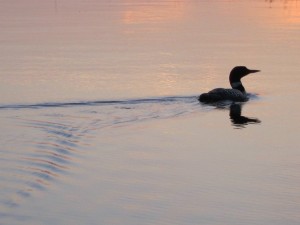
[199, 88, 248, 102]
[199, 66, 260, 103]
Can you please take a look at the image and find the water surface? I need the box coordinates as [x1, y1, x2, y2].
[1, 1, 300, 224]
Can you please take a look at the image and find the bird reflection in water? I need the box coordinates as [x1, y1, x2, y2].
[229, 103, 261, 128]
[201, 101, 261, 129]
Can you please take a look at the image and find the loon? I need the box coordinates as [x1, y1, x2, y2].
[199, 66, 260, 103]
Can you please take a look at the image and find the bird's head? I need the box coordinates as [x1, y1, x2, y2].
[229, 66, 260, 92]
[229, 66, 260, 82]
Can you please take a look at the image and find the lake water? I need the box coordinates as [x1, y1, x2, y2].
[1, 0, 300, 224]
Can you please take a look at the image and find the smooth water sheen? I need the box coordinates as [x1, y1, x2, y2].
[1, 1, 300, 225]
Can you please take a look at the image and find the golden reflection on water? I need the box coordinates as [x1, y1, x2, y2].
[1, 0, 300, 104]
[121, 0, 300, 26]
[122, 0, 186, 24]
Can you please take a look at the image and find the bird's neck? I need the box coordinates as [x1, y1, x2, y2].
[230, 80, 246, 93]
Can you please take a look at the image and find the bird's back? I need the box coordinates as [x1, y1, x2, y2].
[199, 88, 248, 102]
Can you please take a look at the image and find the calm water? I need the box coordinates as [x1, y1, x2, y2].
[1, 0, 300, 224]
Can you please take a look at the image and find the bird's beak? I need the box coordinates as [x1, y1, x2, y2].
[248, 69, 260, 74]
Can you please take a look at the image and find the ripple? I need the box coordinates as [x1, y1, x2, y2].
[0, 95, 199, 217]
[0, 114, 92, 212]
[0, 95, 196, 110]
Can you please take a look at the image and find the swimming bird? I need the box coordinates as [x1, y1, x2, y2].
[199, 66, 260, 103]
